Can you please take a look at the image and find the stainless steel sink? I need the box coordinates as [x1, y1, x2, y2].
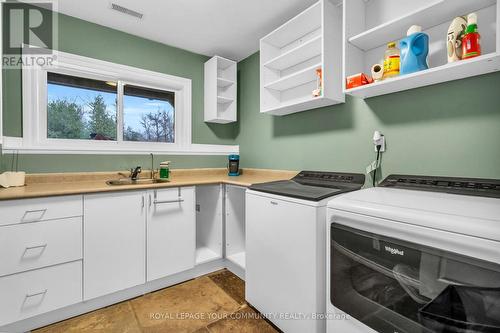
[106, 178, 168, 186]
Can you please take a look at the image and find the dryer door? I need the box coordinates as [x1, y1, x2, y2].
[330, 223, 500, 333]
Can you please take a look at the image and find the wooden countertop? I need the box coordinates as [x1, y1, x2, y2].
[0, 168, 297, 201]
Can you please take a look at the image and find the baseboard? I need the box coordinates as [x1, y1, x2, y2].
[0, 259, 226, 333]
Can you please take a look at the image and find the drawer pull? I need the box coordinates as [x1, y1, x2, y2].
[25, 289, 47, 299]
[23, 244, 48, 257]
[21, 209, 48, 222]
[154, 199, 184, 204]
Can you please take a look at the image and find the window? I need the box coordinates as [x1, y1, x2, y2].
[123, 85, 175, 143]
[13, 49, 238, 155]
[47, 72, 117, 141]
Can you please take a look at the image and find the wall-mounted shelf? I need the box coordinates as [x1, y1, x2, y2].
[217, 77, 235, 88]
[217, 95, 234, 104]
[349, 0, 496, 51]
[344, 0, 500, 98]
[263, 35, 322, 71]
[205, 56, 237, 124]
[346, 53, 500, 98]
[260, 0, 344, 116]
[264, 63, 322, 91]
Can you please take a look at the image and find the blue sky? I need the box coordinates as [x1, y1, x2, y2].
[47, 84, 174, 131]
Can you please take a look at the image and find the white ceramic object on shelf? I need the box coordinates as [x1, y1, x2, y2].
[0, 172, 26, 188]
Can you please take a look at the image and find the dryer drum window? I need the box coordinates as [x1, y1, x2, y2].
[330, 223, 500, 333]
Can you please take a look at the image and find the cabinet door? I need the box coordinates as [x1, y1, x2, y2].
[147, 187, 195, 281]
[84, 191, 146, 300]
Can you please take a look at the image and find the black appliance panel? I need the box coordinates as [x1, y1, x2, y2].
[330, 223, 500, 333]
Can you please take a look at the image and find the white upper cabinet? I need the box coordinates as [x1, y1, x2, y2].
[260, 0, 344, 116]
[344, 0, 500, 98]
[204, 56, 237, 123]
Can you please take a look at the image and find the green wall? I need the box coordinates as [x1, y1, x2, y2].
[1, 8, 237, 173]
[236, 52, 500, 182]
[3, 9, 500, 178]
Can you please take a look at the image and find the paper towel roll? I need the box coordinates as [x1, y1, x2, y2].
[371, 63, 384, 82]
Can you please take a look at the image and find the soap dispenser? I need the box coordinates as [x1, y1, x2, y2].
[400, 25, 429, 75]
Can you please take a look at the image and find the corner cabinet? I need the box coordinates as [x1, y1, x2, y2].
[83, 191, 146, 300]
[204, 56, 237, 123]
[147, 187, 196, 281]
[260, 0, 344, 116]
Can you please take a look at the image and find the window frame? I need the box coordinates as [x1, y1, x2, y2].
[4, 48, 237, 155]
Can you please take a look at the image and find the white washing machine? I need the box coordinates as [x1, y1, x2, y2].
[326, 174, 500, 333]
[246, 171, 365, 333]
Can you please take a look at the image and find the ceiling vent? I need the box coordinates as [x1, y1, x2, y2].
[110, 3, 143, 19]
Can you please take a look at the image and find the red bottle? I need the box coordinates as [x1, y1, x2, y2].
[462, 13, 481, 60]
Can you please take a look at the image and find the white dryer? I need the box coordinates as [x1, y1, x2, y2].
[326, 175, 500, 333]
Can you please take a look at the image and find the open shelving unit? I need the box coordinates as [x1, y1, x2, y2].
[343, 0, 500, 98]
[195, 185, 223, 265]
[204, 56, 237, 123]
[260, 0, 344, 115]
[225, 185, 246, 272]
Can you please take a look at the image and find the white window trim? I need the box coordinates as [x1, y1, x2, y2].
[2, 49, 238, 155]
[0, 3, 3, 146]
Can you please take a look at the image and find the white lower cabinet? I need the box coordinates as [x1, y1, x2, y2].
[147, 187, 196, 281]
[0, 261, 82, 326]
[0, 184, 245, 328]
[83, 191, 146, 300]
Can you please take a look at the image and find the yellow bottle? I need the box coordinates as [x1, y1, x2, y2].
[383, 42, 400, 79]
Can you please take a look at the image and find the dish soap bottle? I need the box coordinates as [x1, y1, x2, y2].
[383, 42, 400, 79]
[462, 13, 481, 60]
[159, 161, 171, 180]
[400, 25, 429, 75]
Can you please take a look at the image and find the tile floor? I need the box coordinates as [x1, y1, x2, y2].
[33, 269, 280, 333]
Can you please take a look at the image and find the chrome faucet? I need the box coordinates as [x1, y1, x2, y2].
[130, 166, 142, 181]
[150, 153, 156, 180]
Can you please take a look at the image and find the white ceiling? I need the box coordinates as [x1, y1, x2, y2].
[55, 0, 319, 61]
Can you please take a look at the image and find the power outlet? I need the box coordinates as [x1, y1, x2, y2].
[374, 135, 386, 152]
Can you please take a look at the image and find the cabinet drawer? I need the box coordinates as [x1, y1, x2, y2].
[0, 261, 82, 326]
[0, 195, 82, 226]
[0, 217, 82, 277]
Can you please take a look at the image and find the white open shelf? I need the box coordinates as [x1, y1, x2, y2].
[196, 246, 220, 265]
[217, 77, 235, 88]
[260, 0, 344, 115]
[217, 95, 234, 104]
[264, 63, 322, 91]
[349, 0, 496, 51]
[205, 56, 237, 123]
[225, 185, 246, 271]
[227, 251, 246, 270]
[196, 185, 223, 265]
[343, 0, 500, 98]
[347, 53, 500, 98]
[263, 35, 322, 71]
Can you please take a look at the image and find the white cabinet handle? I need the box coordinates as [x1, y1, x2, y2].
[21, 209, 47, 222]
[149, 194, 152, 207]
[142, 196, 145, 208]
[154, 199, 184, 204]
[23, 244, 47, 256]
[25, 289, 47, 299]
